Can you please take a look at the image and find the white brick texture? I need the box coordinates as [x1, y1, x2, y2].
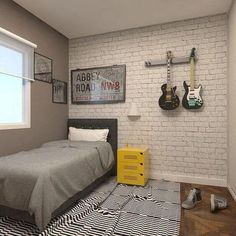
[69, 14, 228, 186]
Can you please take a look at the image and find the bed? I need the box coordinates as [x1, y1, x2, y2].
[0, 118, 117, 230]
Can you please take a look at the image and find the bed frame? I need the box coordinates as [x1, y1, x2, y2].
[0, 118, 118, 227]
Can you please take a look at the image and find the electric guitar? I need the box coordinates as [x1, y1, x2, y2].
[159, 51, 180, 110]
[182, 48, 203, 109]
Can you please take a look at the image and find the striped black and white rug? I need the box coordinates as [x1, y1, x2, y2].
[0, 178, 180, 236]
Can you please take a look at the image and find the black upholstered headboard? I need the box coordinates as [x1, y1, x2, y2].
[68, 119, 118, 175]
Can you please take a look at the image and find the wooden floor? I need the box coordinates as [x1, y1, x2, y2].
[180, 183, 236, 236]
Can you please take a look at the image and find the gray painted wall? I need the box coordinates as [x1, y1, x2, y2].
[228, 1, 236, 197]
[0, 0, 69, 156]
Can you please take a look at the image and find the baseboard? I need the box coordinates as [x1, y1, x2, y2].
[150, 172, 227, 187]
[228, 185, 236, 201]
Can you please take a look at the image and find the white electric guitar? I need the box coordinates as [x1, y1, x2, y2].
[182, 48, 203, 109]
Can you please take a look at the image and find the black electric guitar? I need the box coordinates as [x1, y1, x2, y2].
[159, 51, 180, 110]
[182, 48, 203, 109]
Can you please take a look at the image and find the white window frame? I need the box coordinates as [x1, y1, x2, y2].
[0, 29, 36, 130]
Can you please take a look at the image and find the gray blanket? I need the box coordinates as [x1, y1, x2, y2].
[0, 140, 114, 230]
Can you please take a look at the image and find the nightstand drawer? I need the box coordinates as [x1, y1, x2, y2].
[118, 151, 144, 163]
[118, 161, 144, 173]
[117, 171, 145, 186]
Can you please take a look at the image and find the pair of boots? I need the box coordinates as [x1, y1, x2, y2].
[182, 188, 228, 212]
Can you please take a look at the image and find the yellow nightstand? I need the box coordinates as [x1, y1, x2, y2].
[117, 146, 149, 186]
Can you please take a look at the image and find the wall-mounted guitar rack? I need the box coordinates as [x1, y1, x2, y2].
[145, 56, 197, 67]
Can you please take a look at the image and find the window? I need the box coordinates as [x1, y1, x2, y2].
[0, 29, 35, 130]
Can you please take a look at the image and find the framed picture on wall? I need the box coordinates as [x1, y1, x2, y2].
[34, 53, 53, 83]
[71, 64, 126, 104]
[52, 79, 67, 104]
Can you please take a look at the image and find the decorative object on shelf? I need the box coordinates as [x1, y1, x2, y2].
[52, 79, 67, 104]
[34, 53, 52, 83]
[117, 146, 149, 186]
[71, 65, 126, 104]
[159, 51, 180, 110]
[128, 103, 140, 117]
[182, 48, 203, 109]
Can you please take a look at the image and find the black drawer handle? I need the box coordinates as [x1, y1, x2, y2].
[140, 173, 143, 176]
[140, 152, 143, 155]
[140, 163, 143, 166]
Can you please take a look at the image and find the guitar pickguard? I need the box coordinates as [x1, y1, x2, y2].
[182, 82, 203, 109]
[187, 86, 203, 106]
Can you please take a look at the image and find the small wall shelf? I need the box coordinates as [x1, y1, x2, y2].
[145, 56, 197, 67]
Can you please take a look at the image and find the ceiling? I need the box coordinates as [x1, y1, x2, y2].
[13, 0, 232, 39]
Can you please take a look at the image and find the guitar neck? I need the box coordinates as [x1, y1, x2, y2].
[166, 58, 172, 91]
[190, 58, 195, 90]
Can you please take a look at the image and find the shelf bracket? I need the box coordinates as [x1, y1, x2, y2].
[145, 56, 197, 67]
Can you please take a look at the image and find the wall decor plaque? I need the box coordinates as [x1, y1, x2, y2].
[71, 65, 126, 104]
[34, 53, 52, 83]
[52, 79, 67, 104]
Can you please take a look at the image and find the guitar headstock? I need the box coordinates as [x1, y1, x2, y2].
[190, 48, 196, 61]
[166, 50, 173, 60]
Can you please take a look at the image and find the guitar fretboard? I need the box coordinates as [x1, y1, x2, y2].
[190, 57, 196, 90]
[166, 57, 172, 91]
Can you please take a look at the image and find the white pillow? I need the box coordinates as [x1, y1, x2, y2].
[68, 127, 109, 142]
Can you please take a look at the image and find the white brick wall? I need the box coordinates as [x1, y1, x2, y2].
[69, 14, 228, 186]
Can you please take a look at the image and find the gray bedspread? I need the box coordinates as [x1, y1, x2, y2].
[0, 140, 114, 230]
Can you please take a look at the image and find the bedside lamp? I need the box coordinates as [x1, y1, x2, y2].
[127, 103, 140, 117]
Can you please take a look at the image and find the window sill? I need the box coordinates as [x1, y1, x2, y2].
[0, 123, 31, 130]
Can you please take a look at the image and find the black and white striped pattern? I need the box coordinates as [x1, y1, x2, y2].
[0, 178, 180, 236]
[0, 217, 39, 236]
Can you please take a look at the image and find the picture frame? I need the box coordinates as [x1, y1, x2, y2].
[71, 64, 126, 104]
[34, 52, 53, 83]
[52, 79, 67, 104]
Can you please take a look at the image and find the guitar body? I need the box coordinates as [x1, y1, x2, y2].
[182, 81, 203, 109]
[159, 84, 180, 110]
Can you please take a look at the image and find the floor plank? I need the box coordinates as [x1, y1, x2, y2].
[180, 183, 236, 236]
